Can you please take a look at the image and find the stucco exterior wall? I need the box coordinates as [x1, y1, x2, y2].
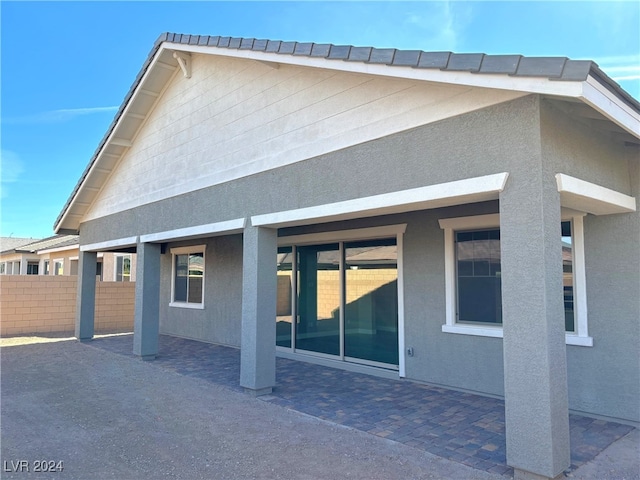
[101, 253, 138, 282]
[541, 101, 640, 423]
[77, 95, 639, 423]
[158, 235, 243, 347]
[83, 54, 523, 223]
[78, 95, 542, 245]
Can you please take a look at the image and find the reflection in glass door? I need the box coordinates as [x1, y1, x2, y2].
[276, 247, 294, 348]
[280, 237, 399, 368]
[344, 239, 398, 366]
[295, 244, 340, 356]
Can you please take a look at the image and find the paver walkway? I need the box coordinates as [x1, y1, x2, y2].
[89, 334, 634, 477]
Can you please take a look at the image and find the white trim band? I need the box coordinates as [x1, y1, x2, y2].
[556, 173, 637, 215]
[278, 224, 407, 246]
[253, 173, 509, 228]
[442, 325, 593, 346]
[80, 236, 139, 252]
[140, 218, 246, 243]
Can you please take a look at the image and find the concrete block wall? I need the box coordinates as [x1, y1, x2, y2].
[276, 273, 292, 316]
[0, 275, 134, 336]
[316, 269, 398, 320]
[95, 280, 136, 332]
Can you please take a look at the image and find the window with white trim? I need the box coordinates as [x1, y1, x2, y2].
[0, 263, 5, 275]
[170, 246, 205, 308]
[456, 228, 502, 325]
[439, 213, 591, 346]
[115, 254, 131, 282]
[27, 262, 39, 275]
[43, 260, 50, 275]
[53, 259, 64, 276]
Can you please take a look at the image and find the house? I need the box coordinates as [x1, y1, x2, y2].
[54, 33, 639, 480]
[0, 235, 136, 281]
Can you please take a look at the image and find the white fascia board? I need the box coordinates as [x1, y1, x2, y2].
[581, 76, 640, 139]
[81, 236, 139, 252]
[252, 173, 509, 228]
[556, 174, 637, 215]
[166, 43, 584, 98]
[140, 218, 246, 243]
[37, 244, 80, 255]
[169, 42, 639, 139]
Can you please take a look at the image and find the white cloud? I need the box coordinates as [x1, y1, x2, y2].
[403, 1, 472, 51]
[0, 150, 24, 183]
[592, 54, 640, 83]
[1, 106, 118, 125]
[0, 150, 25, 199]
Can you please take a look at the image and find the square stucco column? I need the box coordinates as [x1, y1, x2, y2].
[240, 225, 277, 395]
[500, 173, 570, 480]
[75, 250, 97, 341]
[133, 242, 161, 360]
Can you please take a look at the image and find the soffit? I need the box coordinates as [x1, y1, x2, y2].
[54, 34, 640, 234]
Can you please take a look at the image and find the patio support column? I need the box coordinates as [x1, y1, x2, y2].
[133, 242, 161, 360]
[19, 256, 28, 275]
[75, 250, 97, 341]
[240, 224, 277, 395]
[499, 171, 570, 480]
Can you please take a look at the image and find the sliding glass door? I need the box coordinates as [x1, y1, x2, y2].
[344, 239, 398, 366]
[296, 244, 340, 356]
[277, 237, 399, 368]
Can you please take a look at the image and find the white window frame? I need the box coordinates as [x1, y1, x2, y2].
[114, 254, 132, 282]
[170, 245, 206, 309]
[26, 261, 39, 275]
[53, 258, 64, 276]
[0, 263, 5, 275]
[439, 212, 592, 347]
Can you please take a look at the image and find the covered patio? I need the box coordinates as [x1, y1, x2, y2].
[87, 333, 634, 478]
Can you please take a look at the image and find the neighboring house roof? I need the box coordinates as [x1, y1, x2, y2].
[0, 237, 40, 253]
[54, 33, 640, 234]
[1, 234, 79, 255]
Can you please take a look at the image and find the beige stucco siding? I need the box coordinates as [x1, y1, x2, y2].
[84, 54, 525, 222]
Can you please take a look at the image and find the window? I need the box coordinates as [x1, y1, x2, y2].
[456, 229, 502, 325]
[53, 259, 64, 276]
[0, 263, 5, 275]
[27, 262, 39, 275]
[115, 254, 131, 282]
[43, 260, 50, 275]
[439, 213, 591, 346]
[170, 246, 205, 308]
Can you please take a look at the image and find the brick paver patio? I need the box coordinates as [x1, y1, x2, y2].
[89, 334, 634, 477]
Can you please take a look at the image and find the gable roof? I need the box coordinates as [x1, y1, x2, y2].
[54, 33, 640, 235]
[1, 234, 79, 255]
[0, 237, 40, 253]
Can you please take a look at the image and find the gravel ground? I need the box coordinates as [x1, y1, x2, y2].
[1, 339, 502, 480]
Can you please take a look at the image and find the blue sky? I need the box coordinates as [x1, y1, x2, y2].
[1, 1, 638, 239]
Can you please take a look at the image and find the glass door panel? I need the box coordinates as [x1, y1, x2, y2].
[296, 244, 340, 356]
[344, 239, 399, 365]
[276, 247, 294, 348]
